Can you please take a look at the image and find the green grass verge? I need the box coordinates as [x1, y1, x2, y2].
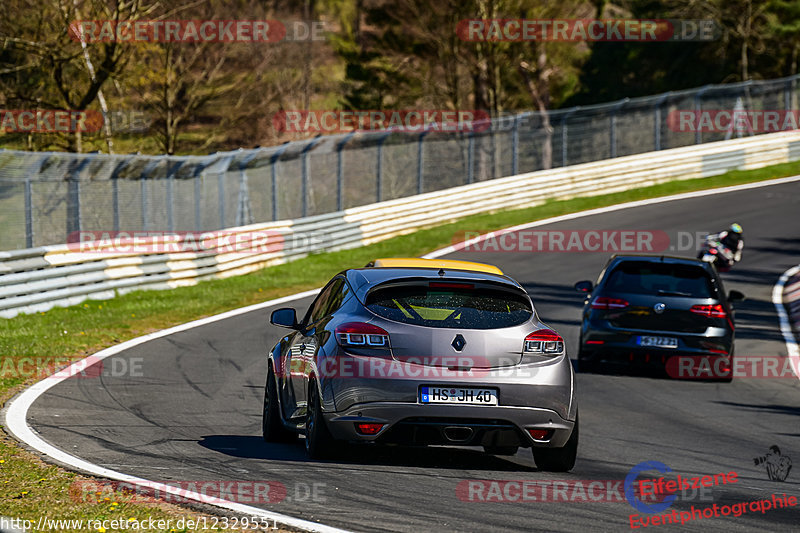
[1, 159, 799, 530]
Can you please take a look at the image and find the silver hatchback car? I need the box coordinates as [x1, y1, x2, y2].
[263, 258, 578, 471]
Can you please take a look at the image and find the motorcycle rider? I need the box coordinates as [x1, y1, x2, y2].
[710, 223, 744, 263]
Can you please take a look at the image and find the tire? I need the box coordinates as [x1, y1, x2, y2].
[305, 380, 337, 459]
[262, 365, 296, 443]
[533, 412, 578, 472]
[484, 446, 519, 456]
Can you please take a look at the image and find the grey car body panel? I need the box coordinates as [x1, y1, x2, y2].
[266, 266, 576, 449]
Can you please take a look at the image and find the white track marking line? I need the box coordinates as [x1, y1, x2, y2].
[772, 264, 800, 380]
[5, 174, 800, 531]
[423, 174, 800, 258]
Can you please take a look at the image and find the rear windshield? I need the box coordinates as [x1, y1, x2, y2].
[605, 262, 714, 298]
[365, 283, 532, 329]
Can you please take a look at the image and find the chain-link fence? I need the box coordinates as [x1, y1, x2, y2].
[1, 75, 798, 251]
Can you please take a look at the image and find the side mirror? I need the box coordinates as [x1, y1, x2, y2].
[728, 290, 745, 302]
[270, 308, 299, 329]
[574, 281, 593, 293]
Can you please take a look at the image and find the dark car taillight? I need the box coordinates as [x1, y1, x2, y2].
[590, 296, 629, 310]
[690, 304, 727, 318]
[335, 322, 390, 347]
[524, 329, 564, 355]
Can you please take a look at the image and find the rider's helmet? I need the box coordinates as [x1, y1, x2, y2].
[729, 223, 743, 234]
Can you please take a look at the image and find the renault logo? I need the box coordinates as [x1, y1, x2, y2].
[654, 303, 666, 314]
[451, 334, 466, 351]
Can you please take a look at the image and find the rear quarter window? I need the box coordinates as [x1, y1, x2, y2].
[604, 262, 714, 298]
[365, 282, 532, 329]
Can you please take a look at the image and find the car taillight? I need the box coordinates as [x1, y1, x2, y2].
[527, 428, 552, 440]
[355, 423, 385, 435]
[335, 322, 390, 347]
[590, 296, 629, 309]
[524, 329, 564, 355]
[690, 304, 727, 318]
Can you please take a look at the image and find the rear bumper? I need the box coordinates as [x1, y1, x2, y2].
[579, 321, 733, 365]
[324, 403, 575, 448]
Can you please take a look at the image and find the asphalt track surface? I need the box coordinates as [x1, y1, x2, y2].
[26, 180, 800, 532]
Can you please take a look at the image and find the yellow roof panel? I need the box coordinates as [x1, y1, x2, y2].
[367, 258, 503, 275]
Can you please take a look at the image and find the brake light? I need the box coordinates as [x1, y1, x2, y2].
[524, 329, 564, 355]
[335, 322, 390, 347]
[527, 428, 552, 440]
[690, 304, 727, 318]
[591, 297, 629, 309]
[355, 423, 385, 435]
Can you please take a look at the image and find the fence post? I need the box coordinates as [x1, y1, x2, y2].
[336, 132, 355, 211]
[417, 130, 430, 194]
[109, 157, 133, 233]
[166, 161, 183, 233]
[66, 158, 90, 239]
[610, 98, 629, 159]
[194, 170, 202, 231]
[270, 143, 290, 221]
[140, 159, 160, 232]
[561, 107, 578, 167]
[24, 178, 33, 248]
[467, 132, 474, 184]
[376, 132, 391, 202]
[24, 155, 50, 248]
[654, 92, 671, 151]
[694, 85, 712, 145]
[512, 114, 520, 175]
[301, 137, 323, 217]
[236, 150, 261, 227]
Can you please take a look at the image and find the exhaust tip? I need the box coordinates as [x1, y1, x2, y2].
[443, 426, 474, 442]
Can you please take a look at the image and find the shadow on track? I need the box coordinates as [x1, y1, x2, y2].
[198, 435, 535, 471]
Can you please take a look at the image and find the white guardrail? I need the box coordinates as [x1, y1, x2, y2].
[3, 130, 800, 318]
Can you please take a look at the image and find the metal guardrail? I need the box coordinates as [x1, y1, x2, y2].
[2, 130, 800, 318]
[1, 75, 799, 251]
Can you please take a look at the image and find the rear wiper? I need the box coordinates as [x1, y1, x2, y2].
[657, 290, 691, 297]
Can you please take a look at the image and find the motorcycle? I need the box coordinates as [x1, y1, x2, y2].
[697, 236, 735, 272]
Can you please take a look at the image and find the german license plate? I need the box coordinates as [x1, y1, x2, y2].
[637, 336, 678, 348]
[420, 386, 498, 405]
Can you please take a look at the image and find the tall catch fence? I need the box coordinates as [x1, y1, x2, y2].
[1, 75, 798, 251]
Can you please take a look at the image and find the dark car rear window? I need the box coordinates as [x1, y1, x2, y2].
[605, 262, 714, 298]
[365, 283, 532, 329]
